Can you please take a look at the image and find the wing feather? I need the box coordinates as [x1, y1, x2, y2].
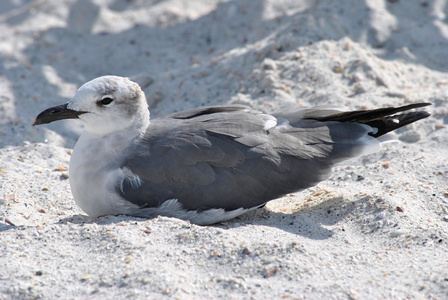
[116, 105, 381, 211]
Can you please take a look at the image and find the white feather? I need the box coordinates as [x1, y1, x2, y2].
[127, 199, 258, 225]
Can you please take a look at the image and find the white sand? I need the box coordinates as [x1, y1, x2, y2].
[1, 0, 448, 299]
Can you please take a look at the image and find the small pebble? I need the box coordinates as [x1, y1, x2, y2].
[333, 64, 344, 73]
[5, 193, 15, 200]
[124, 256, 133, 264]
[353, 83, 366, 94]
[262, 58, 277, 70]
[263, 267, 279, 278]
[242, 248, 252, 255]
[80, 274, 90, 281]
[352, 73, 363, 82]
[261, 74, 277, 88]
[390, 230, 407, 238]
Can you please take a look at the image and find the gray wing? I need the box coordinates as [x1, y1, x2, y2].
[116, 105, 374, 212]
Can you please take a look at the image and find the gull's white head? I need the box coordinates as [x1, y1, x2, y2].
[34, 76, 150, 136]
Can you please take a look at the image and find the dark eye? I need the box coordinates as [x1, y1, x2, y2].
[99, 97, 113, 105]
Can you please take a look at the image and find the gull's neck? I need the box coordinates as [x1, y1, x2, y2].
[71, 107, 150, 169]
[68, 109, 150, 217]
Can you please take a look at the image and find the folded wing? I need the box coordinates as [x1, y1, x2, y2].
[117, 103, 429, 212]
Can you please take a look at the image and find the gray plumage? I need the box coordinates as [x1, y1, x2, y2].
[33, 76, 430, 225]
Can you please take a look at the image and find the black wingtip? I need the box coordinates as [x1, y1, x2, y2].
[367, 110, 430, 138]
[365, 103, 431, 138]
[311, 102, 431, 138]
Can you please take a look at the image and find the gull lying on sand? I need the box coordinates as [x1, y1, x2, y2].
[34, 76, 430, 225]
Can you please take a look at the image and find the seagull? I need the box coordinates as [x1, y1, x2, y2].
[34, 76, 430, 225]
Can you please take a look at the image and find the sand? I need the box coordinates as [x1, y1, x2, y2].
[1, 0, 447, 299]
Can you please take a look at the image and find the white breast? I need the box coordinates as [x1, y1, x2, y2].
[69, 131, 140, 217]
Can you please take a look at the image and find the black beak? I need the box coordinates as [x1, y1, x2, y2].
[33, 103, 87, 126]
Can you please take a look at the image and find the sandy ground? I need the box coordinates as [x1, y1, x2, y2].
[1, 0, 448, 299]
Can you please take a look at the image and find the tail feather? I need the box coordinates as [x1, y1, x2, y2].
[309, 103, 431, 138]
